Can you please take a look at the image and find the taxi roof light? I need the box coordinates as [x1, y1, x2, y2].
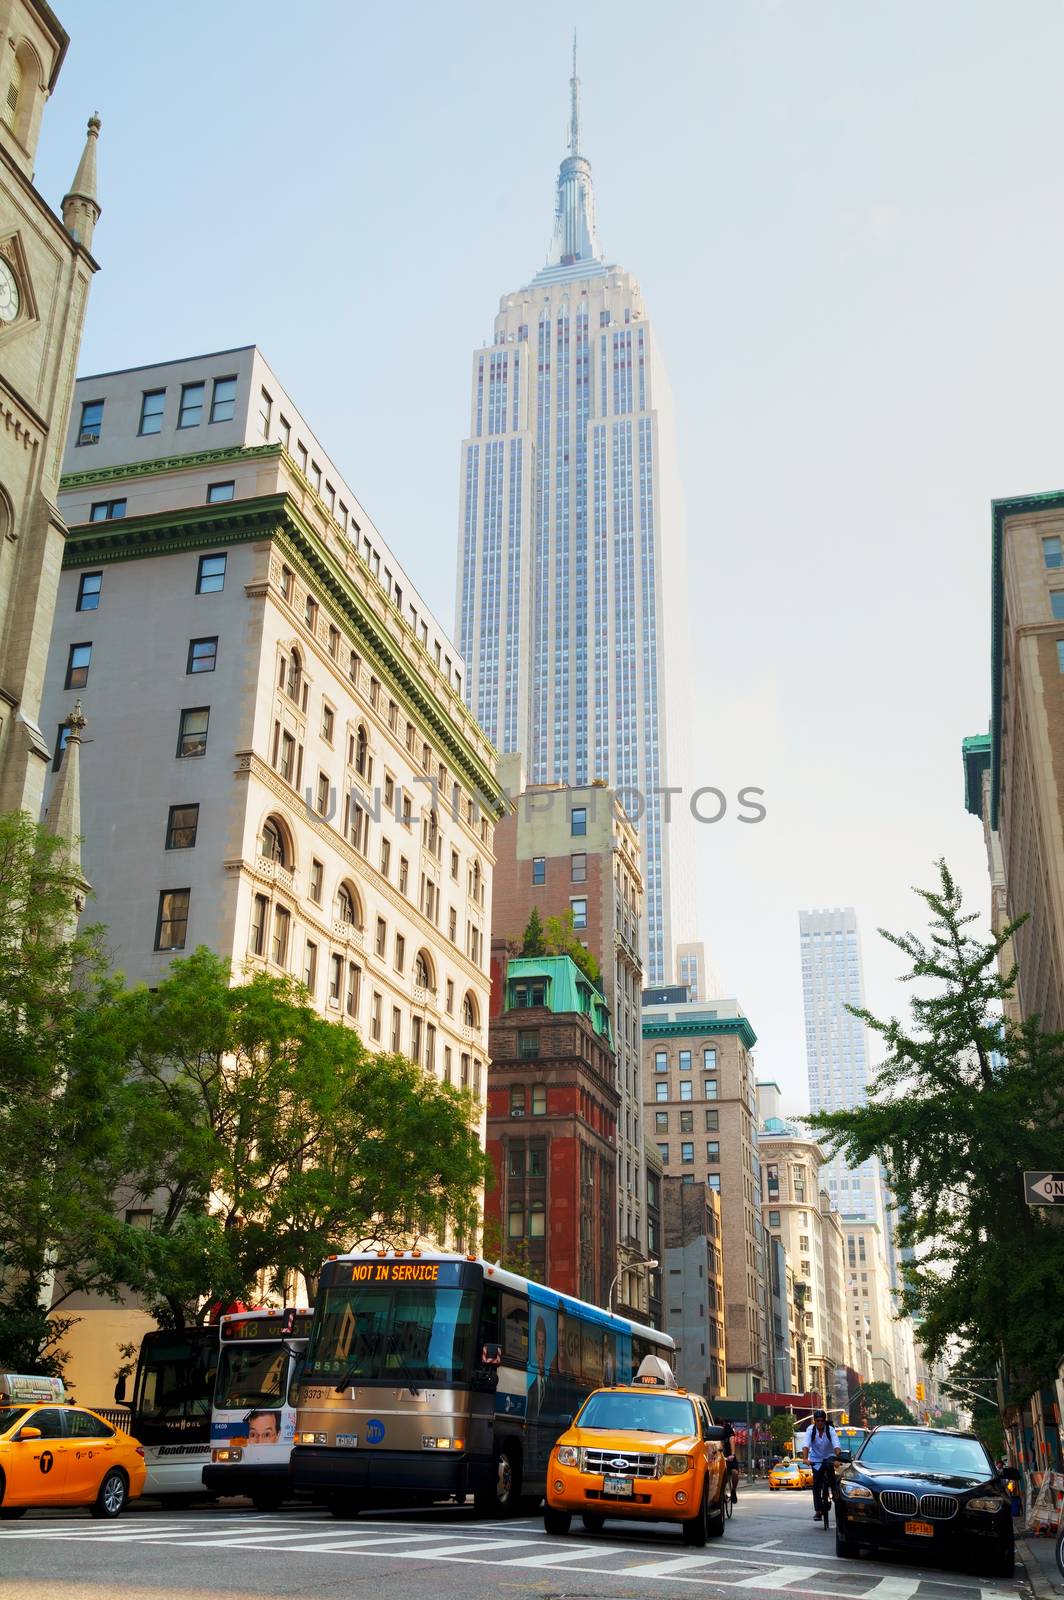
[634, 1354, 678, 1389]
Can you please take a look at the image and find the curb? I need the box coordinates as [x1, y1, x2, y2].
[1017, 1535, 1062, 1599]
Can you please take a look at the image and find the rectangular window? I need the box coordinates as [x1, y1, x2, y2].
[165, 803, 199, 849]
[655, 1050, 668, 1073]
[52, 724, 71, 772]
[315, 771, 330, 816]
[206, 481, 235, 504]
[679, 1109, 693, 1131]
[89, 498, 126, 521]
[196, 553, 226, 593]
[531, 1085, 547, 1115]
[1044, 535, 1063, 569]
[655, 1110, 668, 1130]
[570, 896, 588, 929]
[65, 641, 91, 690]
[657, 1143, 669, 1162]
[708, 1174, 721, 1193]
[679, 1049, 692, 1071]
[704, 1109, 719, 1131]
[379, 838, 391, 877]
[259, 388, 272, 438]
[186, 636, 217, 674]
[518, 1029, 540, 1059]
[271, 905, 290, 966]
[570, 852, 587, 882]
[177, 706, 209, 758]
[303, 940, 318, 994]
[768, 1209, 780, 1228]
[310, 461, 321, 494]
[279, 415, 291, 449]
[703, 1047, 717, 1070]
[704, 1078, 718, 1100]
[139, 389, 165, 435]
[1057, 640, 1064, 675]
[345, 961, 360, 1018]
[394, 932, 405, 972]
[399, 857, 409, 895]
[391, 1007, 401, 1052]
[706, 1141, 720, 1163]
[532, 857, 546, 885]
[570, 806, 587, 836]
[322, 704, 334, 743]
[78, 398, 103, 445]
[1052, 593, 1064, 620]
[310, 859, 323, 902]
[178, 381, 204, 428]
[375, 916, 386, 956]
[210, 375, 237, 423]
[681, 1142, 694, 1163]
[679, 1079, 693, 1101]
[370, 991, 383, 1042]
[249, 893, 268, 956]
[655, 1081, 668, 1103]
[329, 953, 343, 1004]
[76, 571, 102, 611]
[155, 888, 190, 951]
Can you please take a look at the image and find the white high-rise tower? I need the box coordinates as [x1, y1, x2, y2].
[456, 43, 695, 985]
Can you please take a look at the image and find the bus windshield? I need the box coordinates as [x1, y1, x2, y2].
[215, 1343, 288, 1410]
[304, 1284, 476, 1383]
[132, 1332, 218, 1441]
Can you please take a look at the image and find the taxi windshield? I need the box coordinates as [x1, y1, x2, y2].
[577, 1392, 697, 1435]
[0, 1406, 30, 1435]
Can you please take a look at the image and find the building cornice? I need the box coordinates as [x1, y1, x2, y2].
[59, 440, 280, 489]
[642, 1016, 758, 1050]
[61, 493, 504, 808]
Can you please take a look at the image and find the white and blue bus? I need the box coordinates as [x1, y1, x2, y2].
[203, 1308, 313, 1510]
[291, 1252, 674, 1518]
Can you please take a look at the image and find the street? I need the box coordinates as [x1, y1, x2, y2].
[0, 1483, 1032, 1600]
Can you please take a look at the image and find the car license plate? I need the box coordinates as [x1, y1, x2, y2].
[904, 1520, 933, 1537]
[603, 1475, 633, 1497]
[336, 1434, 359, 1447]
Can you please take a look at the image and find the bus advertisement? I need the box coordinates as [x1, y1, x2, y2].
[203, 1307, 313, 1510]
[290, 1253, 674, 1518]
[120, 1326, 219, 1500]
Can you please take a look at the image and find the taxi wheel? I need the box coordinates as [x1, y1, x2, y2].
[708, 1488, 725, 1539]
[681, 1486, 710, 1546]
[544, 1507, 572, 1535]
[91, 1468, 128, 1520]
[581, 1513, 605, 1532]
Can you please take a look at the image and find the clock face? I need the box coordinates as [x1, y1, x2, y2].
[0, 259, 20, 324]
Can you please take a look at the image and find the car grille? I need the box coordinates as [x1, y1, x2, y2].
[920, 1494, 958, 1520]
[880, 1490, 920, 1516]
[583, 1450, 660, 1478]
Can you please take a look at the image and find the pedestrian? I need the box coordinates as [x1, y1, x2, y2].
[801, 1409, 841, 1521]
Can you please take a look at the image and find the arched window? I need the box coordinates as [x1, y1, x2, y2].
[355, 723, 368, 777]
[462, 992, 478, 1029]
[336, 882, 360, 927]
[260, 816, 287, 865]
[286, 649, 302, 701]
[414, 951, 434, 989]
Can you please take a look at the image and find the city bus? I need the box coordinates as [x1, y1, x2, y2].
[290, 1252, 674, 1518]
[117, 1327, 219, 1500]
[203, 1307, 313, 1510]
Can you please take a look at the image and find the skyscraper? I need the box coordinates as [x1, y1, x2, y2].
[799, 908, 890, 1238]
[456, 45, 694, 984]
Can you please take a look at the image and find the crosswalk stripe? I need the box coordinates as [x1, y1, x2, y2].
[861, 1580, 922, 1600]
[613, 1553, 736, 1577]
[735, 1563, 810, 1587]
[388, 1537, 539, 1557]
[502, 1543, 628, 1565]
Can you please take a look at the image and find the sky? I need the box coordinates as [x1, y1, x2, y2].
[37, 0, 1064, 1112]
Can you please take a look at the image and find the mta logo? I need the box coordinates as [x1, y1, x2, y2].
[366, 1418, 386, 1445]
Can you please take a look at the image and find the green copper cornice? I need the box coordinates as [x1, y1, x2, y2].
[61, 494, 504, 809]
[59, 441, 281, 490]
[642, 1016, 758, 1050]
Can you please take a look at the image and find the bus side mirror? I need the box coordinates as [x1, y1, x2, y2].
[113, 1375, 128, 1405]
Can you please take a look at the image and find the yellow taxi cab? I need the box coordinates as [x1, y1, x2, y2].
[544, 1356, 729, 1545]
[0, 1374, 146, 1519]
[768, 1457, 813, 1490]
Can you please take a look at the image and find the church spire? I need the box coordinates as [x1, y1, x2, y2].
[62, 113, 102, 253]
[44, 699, 91, 922]
[545, 35, 602, 270]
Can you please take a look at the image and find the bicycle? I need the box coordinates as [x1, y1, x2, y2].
[813, 1460, 838, 1529]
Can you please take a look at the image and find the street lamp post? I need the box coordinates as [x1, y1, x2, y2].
[608, 1256, 658, 1312]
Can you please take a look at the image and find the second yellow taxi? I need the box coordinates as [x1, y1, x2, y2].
[768, 1457, 813, 1490]
[544, 1356, 729, 1544]
[0, 1374, 146, 1519]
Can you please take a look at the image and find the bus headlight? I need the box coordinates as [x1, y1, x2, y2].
[298, 1432, 327, 1444]
[663, 1455, 690, 1475]
[556, 1446, 580, 1467]
[422, 1437, 464, 1451]
[213, 1447, 242, 1462]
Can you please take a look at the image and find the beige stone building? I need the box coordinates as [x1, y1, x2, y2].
[42, 347, 504, 1393]
[843, 1217, 896, 1390]
[0, 0, 101, 817]
[642, 988, 766, 1399]
[965, 493, 1064, 1029]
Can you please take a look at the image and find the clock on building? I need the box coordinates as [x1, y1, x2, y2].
[0, 258, 21, 323]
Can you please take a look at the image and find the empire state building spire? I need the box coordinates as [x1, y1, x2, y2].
[545, 33, 602, 269]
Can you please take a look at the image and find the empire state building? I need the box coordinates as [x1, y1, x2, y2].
[456, 50, 695, 984]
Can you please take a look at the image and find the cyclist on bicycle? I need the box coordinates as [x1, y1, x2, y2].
[720, 1420, 738, 1505]
[801, 1409, 841, 1521]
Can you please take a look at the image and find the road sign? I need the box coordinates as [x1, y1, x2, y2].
[1024, 1171, 1064, 1205]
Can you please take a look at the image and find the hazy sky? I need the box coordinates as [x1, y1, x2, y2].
[39, 1, 1064, 1110]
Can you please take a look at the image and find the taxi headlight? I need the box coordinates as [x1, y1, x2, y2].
[663, 1454, 690, 1475]
[840, 1481, 873, 1500]
[967, 1496, 1006, 1514]
[556, 1445, 580, 1467]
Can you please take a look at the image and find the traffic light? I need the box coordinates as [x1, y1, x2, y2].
[916, 1383, 926, 1403]
[839, 1412, 848, 1425]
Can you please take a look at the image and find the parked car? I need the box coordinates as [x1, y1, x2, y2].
[0, 1392, 146, 1519]
[834, 1425, 1013, 1578]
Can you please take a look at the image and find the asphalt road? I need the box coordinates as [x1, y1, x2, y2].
[0, 1482, 1030, 1600]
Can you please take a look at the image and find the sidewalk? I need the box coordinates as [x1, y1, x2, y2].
[1017, 1527, 1063, 1598]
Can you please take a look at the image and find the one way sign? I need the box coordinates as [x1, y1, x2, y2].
[1024, 1171, 1064, 1205]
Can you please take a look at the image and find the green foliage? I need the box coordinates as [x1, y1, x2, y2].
[769, 1412, 796, 1454]
[859, 1381, 914, 1425]
[107, 949, 491, 1323]
[0, 812, 132, 1374]
[480, 1216, 544, 1284]
[521, 907, 546, 957]
[809, 861, 1064, 1406]
[543, 910, 601, 982]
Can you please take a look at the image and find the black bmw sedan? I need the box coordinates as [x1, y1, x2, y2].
[834, 1425, 1014, 1578]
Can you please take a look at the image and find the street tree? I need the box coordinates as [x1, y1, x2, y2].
[809, 861, 1064, 1405]
[0, 812, 131, 1373]
[520, 907, 546, 957]
[543, 909, 601, 983]
[108, 949, 490, 1323]
[858, 1382, 914, 1426]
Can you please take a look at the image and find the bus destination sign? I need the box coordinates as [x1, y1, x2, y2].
[332, 1260, 462, 1286]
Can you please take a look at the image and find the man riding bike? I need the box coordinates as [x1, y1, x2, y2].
[801, 1409, 841, 1521]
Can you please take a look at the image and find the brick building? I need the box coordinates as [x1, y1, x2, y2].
[485, 953, 619, 1306]
[661, 1177, 727, 1398]
[490, 753, 651, 1318]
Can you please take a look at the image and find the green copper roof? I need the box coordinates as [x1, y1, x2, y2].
[961, 733, 991, 819]
[642, 1014, 758, 1050]
[505, 956, 613, 1045]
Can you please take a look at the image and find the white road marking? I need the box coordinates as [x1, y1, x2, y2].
[861, 1580, 923, 1600]
[503, 1543, 628, 1565]
[618, 1553, 737, 1578]
[736, 1563, 812, 1587]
